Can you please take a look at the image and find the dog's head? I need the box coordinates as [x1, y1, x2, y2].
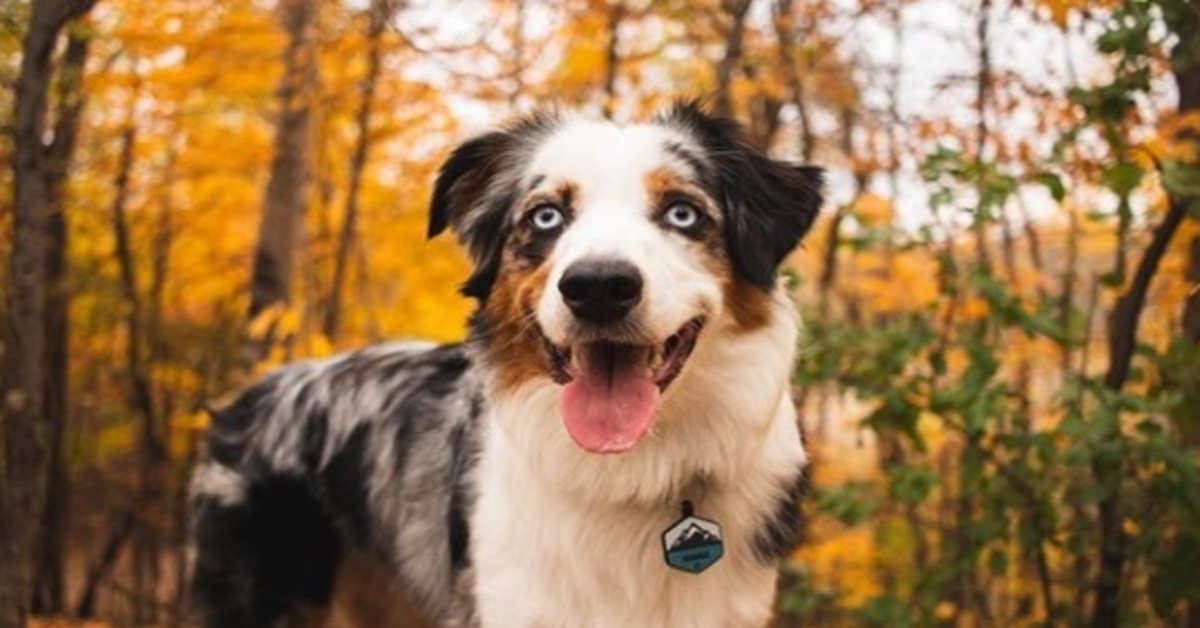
[429, 101, 823, 455]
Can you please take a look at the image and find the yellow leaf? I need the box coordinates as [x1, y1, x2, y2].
[247, 303, 286, 340]
[851, 193, 894, 227]
[309, 333, 335, 358]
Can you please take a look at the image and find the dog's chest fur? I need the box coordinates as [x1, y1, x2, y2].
[471, 420, 799, 628]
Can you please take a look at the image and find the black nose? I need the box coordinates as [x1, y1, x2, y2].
[558, 259, 643, 324]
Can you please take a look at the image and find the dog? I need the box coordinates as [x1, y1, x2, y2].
[190, 101, 824, 627]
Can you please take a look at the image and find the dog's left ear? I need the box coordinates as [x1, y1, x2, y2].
[428, 132, 515, 242]
[665, 101, 824, 289]
[428, 112, 560, 300]
[428, 130, 517, 300]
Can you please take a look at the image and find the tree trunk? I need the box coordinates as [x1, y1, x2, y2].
[324, 0, 391, 342]
[1, 1, 95, 624]
[108, 115, 172, 623]
[1170, 5, 1200, 625]
[1176, 1, 1199, 347]
[713, 0, 752, 118]
[33, 23, 90, 615]
[247, 0, 317, 361]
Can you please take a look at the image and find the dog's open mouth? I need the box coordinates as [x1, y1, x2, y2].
[543, 317, 705, 454]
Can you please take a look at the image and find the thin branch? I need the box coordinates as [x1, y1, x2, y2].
[324, 0, 392, 341]
[600, 0, 625, 120]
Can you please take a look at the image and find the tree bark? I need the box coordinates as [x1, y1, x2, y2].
[324, 0, 392, 341]
[1169, 5, 1200, 625]
[1091, 198, 1190, 628]
[1, 1, 95, 624]
[107, 115, 173, 623]
[713, 0, 752, 118]
[1177, 1, 1200, 347]
[33, 22, 90, 616]
[247, 0, 316, 361]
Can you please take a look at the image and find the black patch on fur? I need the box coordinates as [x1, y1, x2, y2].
[446, 420, 476, 571]
[422, 344, 473, 391]
[319, 425, 373, 544]
[385, 345, 471, 479]
[428, 112, 561, 300]
[192, 479, 341, 627]
[663, 101, 824, 288]
[752, 468, 809, 564]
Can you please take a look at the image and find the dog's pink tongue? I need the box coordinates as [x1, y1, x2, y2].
[561, 344, 658, 454]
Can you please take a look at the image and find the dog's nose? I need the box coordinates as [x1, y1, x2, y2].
[558, 259, 643, 323]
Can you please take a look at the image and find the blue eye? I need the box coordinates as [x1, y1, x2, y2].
[530, 205, 565, 231]
[663, 203, 701, 230]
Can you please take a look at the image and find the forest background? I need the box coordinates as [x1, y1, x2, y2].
[2, 0, 1199, 626]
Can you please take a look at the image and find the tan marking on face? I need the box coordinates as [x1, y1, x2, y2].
[724, 278, 773, 331]
[483, 258, 553, 393]
[693, 249, 773, 332]
[644, 168, 681, 202]
[643, 169, 712, 215]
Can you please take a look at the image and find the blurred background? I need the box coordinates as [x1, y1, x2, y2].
[2, 0, 1198, 625]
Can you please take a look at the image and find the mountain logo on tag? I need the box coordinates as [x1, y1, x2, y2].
[670, 523, 720, 550]
[662, 515, 724, 574]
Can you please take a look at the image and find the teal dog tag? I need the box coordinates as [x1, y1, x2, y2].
[661, 501, 723, 574]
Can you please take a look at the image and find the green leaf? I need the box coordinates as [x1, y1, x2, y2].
[1099, 270, 1126, 287]
[1102, 162, 1144, 197]
[855, 595, 915, 628]
[1035, 171, 1067, 202]
[888, 464, 937, 505]
[815, 482, 879, 527]
[1149, 533, 1200, 618]
[987, 549, 1008, 576]
[1160, 161, 1200, 198]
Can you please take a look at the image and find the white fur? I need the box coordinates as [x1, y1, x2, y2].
[190, 462, 248, 507]
[469, 120, 807, 627]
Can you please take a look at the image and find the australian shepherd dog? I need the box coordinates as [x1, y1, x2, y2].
[190, 101, 824, 627]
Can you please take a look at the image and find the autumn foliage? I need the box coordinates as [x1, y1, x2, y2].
[1, 0, 1198, 625]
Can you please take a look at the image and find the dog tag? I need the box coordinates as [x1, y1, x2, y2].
[661, 501, 723, 574]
